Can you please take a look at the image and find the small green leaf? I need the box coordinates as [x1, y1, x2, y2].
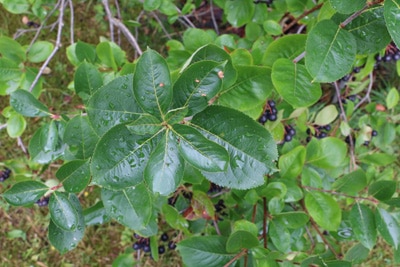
[173, 124, 229, 172]
[279, 146, 306, 179]
[126, 114, 162, 135]
[177, 236, 234, 267]
[224, 0, 254, 27]
[386, 87, 399, 109]
[314, 105, 338, 126]
[329, 0, 365, 14]
[49, 192, 79, 231]
[83, 201, 111, 226]
[349, 203, 377, 250]
[10, 90, 51, 117]
[6, 113, 26, 138]
[56, 160, 91, 193]
[384, 0, 400, 49]
[376, 208, 400, 249]
[269, 220, 291, 252]
[133, 48, 172, 118]
[368, 180, 397, 201]
[226, 230, 259, 253]
[74, 62, 103, 101]
[333, 169, 367, 195]
[305, 191, 341, 231]
[27, 41, 54, 63]
[2, 181, 48, 206]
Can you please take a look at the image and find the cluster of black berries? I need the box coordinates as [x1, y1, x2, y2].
[306, 125, 331, 142]
[282, 125, 296, 143]
[258, 100, 277, 124]
[36, 197, 50, 207]
[0, 168, 11, 182]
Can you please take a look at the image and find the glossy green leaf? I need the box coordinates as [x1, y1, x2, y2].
[368, 180, 397, 201]
[305, 20, 356, 82]
[56, 160, 91, 193]
[306, 137, 347, 168]
[74, 62, 103, 101]
[274, 212, 309, 229]
[329, 0, 365, 14]
[279, 146, 306, 179]
[6, 113, 26, 138]
[333, 169, 367, 195]
[218, 65, 273, 114]
[177, 236, 234, 267]
[376, 208, 400, 249]
[314, 105, 338, 126]
[349, 203, 377, 250]
[386, 87, 399, 109]
[0, 58, 21, 81]
[87, 74, 142, 136]
[269, 220, 291, 252]
[75, 41, 96, 63]
[143, 0, 161, 10]
[305, 191, 341, 231]
[101, 184, 153, 230]
[144, 130, 184, 196]
[126, 114, 162, 135]
[49, 192, 79, 231]
[63, 115, 99, 160]
[182, 28, 214, 53]
[173, 60, 225, 116]
[48, 193, 85, 254]
[191, 106, 278, 189]
[83, 201, 111, 226]
[0, 36, 25, 62]
[384, 0, 400, 49]
[27, 41, 54, 63]
[133, 48, 171, 118]
[91, 124, 156, 189]
[10, 90, 50, 117]
[2, 181, 48, 206]
[226, 230, 259, 253]
[224, 0, 254, 27]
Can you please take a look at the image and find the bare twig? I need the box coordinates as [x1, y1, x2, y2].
[102, 0, 115, 42]
[68, 0, 74, 44]
[29, 0, 66, 92]
[209, 0, 219, 35]
[354, 72, 374, 109]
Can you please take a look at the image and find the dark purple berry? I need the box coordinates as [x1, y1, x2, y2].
[158, 245, 165, 254]
[371, 130, 378, 137]
[168, 241, 176, 250]
[161, 233, 169, 242]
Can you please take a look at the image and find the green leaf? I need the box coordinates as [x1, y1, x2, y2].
[96, 42, 118, 71]
[349, 203, 377, 250]
[333, 169, 367, 195]
[386, 87, 399, 109]
[0, 36, 26, 62]
[305, 20, 356, 82]
[224, 0, 254, 27]
[126, 114, 162, 135]
[173, 124, 229, 172]
[75, 41, 96, 63]
[0, 58, 21, 81]
[272, 59, 321, 108]
[91, 124, 156, 190]
[226, 230, 259, 253]
[27, 41, 54, 63]
[2, 181, 48, 206]
[177, 236, 234, 267]
[306, 137, 347, 168]
[48, 194, 85, 254]
[305, 191, 341, 231]
[83, 201, 111, 226]
[279, 146, 306, 179]
[269, 220, 291, 252]
[384, 0, 400, 49]
[49, 192, 79, 231]
[183, 28, 214, 52]
[2, 0, 30, 14]
[329, 0, 365, 14]
[368, 180, 397, 201]
[87, 74, 142, 136]
[173, 60, 225, 116]
[10, 90, 50, 117]
[376, 208, 400, 249]
[133, 48, 172, 118]
[274, 211, 309, 229]
[63, 115, 99, 160]
[314, 105, 338, 126]
[143, 0, 161, 11]
[74, 62, 103, 101]
[144, 130, 184, 196]
[101, 184, 153, 230]
[6, 113, 26, 138]
[56, 160, 91, 193]
[191, 106, 278, 189]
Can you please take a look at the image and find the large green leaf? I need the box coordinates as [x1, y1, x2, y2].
[376, 208, 400, 249]
[349, 203, 376, 250]
[306, 137, 347, 168]
[333, 169, 367, 195]
[63, 115, 99, 160]
[224, 0, 254, 27]
[384, 0, 400, 49]
[87, 74, 142, 136]
[2, 181, 48, 206]
[49, 192, 79, 231]
[0, 36, 25, 62]
[173, 60, 225, 116]
[305, 191, 341, 231]
[74, 62, 103, 101]
[177, 236, 234, 267]
[329, 0, 365, 14]
[101, 184, 153, 230]
[27, 41, 54, 63]
[272, 59, 321, 107]
[144, 130, 184, 196]
[91, 124, 157, 190]
[56, 160, 91, 193]
[173, 124, 229, 172]
[10, 90, 51, 117]
[305, 20, 357, 82]
[269, 220, 291, 252]
[132, 48, 172, 118]
[48, 194, 85, 254]
[191, 106, 278, 189]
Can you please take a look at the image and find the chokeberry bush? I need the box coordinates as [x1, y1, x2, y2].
[1, 0, 400, 266]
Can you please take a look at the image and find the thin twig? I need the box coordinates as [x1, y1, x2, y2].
[102, 0, 115, 42]
[354, 72, 374, 110]
[68, 0, 74, 44]
[114, 0, 122, 45]
[283, 3, 323, 33]
[29, 0, 66, 92]
[209, 0, 219, 35]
